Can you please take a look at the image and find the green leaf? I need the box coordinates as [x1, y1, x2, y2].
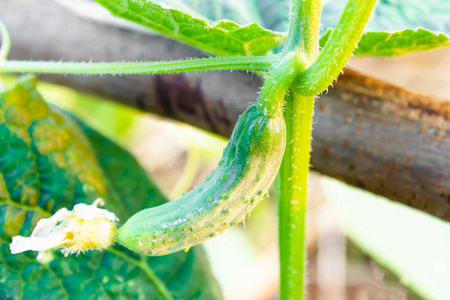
[94, 0, 286, 56]
[0, 76, 222, 299]
[354, 29, 450, 56]
[319, 28, 450, 57]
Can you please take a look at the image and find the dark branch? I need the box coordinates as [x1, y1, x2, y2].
[2, 0, 450, 221]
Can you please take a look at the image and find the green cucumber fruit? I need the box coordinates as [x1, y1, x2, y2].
[116, 105, 286, 256]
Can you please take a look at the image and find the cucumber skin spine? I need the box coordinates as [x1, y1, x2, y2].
[116, 105, 286, 256]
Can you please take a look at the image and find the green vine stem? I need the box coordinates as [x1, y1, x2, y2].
[296, 0, 377, 96]
[277, 0, 378, 299]
[276, 0, 322, 299]
[283, 0, 322, 62]
[0, 55, 277, 75]
[276, 91, 314, 300]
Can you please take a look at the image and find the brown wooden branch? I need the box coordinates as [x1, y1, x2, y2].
[2, 0, 449, 221]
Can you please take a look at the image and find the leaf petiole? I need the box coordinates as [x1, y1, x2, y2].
[0, 55, 278, 75]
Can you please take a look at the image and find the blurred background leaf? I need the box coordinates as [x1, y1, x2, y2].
[255, 0, 450, 35]
[0, 76, 221, 299]
[146, 0, 264, 26]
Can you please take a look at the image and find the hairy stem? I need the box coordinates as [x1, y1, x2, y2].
[277, 0, 321, 299]
[296, 0, 377, 96]
[277, 91, 315, 300]
[284, 0, 322, 61]
[0, 55, 277, 75]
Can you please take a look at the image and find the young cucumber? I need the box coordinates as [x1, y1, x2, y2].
[116, 105, 286, 256]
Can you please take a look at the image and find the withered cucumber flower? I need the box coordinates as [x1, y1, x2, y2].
[10, 199, 118, 257]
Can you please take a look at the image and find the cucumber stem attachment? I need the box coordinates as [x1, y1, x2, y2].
[255, 52, 307, 117]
